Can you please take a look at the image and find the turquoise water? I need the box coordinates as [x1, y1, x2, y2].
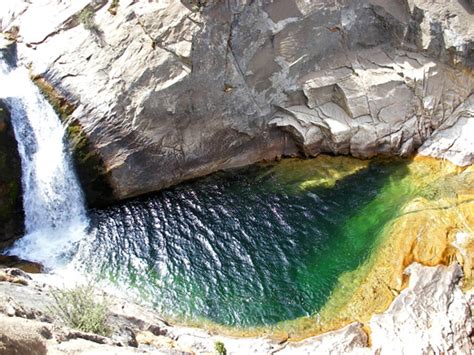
[77, 159, 410, 327]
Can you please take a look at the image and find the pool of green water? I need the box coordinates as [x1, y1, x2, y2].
[76, 157, 414, 328]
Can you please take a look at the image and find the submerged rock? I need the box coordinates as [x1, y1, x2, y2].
[0, 0, 472, 202]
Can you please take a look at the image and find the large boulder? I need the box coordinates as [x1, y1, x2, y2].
[0, 315, 49, 355]
[370, 263, 473, 354]
[0, 100, 23, 249]
[1, 0, 472, 202]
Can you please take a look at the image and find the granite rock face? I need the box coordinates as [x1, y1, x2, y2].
[0, 315, 50, 355]
[0, 0, 472, 202]
[270, 49, 472, 159]
[274, 323, 369, 355]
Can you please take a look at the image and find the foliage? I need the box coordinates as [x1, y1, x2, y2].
[214, 341, 227, 355]
[108, 0, 120, 15]
[78, 7, 97, 31]
[48, 284, 110, 336]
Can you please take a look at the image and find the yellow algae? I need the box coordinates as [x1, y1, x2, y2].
[286, 157, 474, 340]
[260, 155, 369, 191]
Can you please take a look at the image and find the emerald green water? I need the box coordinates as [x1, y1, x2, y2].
[76, 158, 412, 328]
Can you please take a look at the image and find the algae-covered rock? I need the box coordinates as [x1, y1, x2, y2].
[64, 118, 115, 207]
[0, 100, 23, 249]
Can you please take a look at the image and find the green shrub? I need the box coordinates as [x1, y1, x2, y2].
[78, 7, 97, 31]
[49, 284, 110, 336]
[214, 341, 227, 355]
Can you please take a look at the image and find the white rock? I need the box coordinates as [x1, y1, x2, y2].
[370, 263, 473, 355]
[274, 323, 369, 355]
[418, 95, 474, 166]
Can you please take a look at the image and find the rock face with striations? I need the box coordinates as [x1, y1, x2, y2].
[0, 0, 472, 203]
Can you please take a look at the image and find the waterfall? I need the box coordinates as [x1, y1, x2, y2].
[0, 59, 88, 269]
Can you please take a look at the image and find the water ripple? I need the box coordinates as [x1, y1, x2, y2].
[75, 159, 410, 327]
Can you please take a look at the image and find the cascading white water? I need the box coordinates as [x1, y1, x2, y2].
[0, 59, 88, 269]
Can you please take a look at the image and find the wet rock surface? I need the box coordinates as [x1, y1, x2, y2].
[0, 100, 23, 248]
[0, 255, 43, 273]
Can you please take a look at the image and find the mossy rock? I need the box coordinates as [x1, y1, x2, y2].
[33, 76, 115, 207]
[0, 101, 24, 250]
[66, 119, 115, 207]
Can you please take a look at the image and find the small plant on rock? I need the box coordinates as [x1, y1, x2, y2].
[214, 341, 227, 355]
[108, 0, 120, 15]
[78, 7, 97, 31]
[48, 284, 110, 336]
[4, 26, 20, 41]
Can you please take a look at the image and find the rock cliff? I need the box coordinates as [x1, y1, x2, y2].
[1, 0, 472, 202]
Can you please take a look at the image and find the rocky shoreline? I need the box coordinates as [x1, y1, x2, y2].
[0, 261, 472, 354]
